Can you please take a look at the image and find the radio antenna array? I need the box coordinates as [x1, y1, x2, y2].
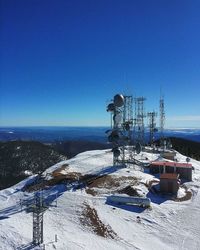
[106, 94, 133, 166]
[134, 97, 146, 146]
[147, 111, 157, 146]
[159, 95, 165, 148]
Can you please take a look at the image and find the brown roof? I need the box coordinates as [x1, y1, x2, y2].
[151, 161, 192, 168]
[160, 173, 179, 180]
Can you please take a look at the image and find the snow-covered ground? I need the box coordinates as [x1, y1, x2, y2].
[0, 149, 200, 250]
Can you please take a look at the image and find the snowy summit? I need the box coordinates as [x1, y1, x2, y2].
[0, 148, 200, 250]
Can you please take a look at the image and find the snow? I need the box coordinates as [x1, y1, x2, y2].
[0, 149, 200, 250]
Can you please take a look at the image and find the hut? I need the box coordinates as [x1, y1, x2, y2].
[161, 151, 176, 161]
[160, 173, 180, 194]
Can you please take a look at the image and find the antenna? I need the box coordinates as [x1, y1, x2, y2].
[147, 111, 157, 146]
[134, 97, 146, 146]
[159, 92, 165, 149]
[31, 173, 48, 246]
[106, 94, 133, 166]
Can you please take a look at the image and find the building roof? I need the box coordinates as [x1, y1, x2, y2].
[151, 161, 192, 168]
[160, 173, 179, 180]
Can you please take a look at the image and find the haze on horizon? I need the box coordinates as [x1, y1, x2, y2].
[0, 0, 200, 128]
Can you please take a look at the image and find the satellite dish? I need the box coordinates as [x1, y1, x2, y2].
[107, 103, 115, 112]
[186, 157, 190, 163]
[113, 148, 120, 157]
[135, 142, 142, 154]
[113, 94, 124, 107]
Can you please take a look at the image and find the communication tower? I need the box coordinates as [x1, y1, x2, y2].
[122, 95, 134, 161]
[159, 95, 165, 148]
[32, 192, 45, 245]
[106, 94, 133, 166]
[134, 97, 146, 146]
[147, 111, 157, 145]
[31, 174, 48, 246]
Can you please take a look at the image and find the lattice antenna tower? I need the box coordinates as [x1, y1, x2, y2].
[106, 94, 133, 166]
[32, 173, 48, 246]
[159, 95, 165, 148]
[122, 95, 134, 161]
[33, 192, 44, 245]
[123, 96, 133, 135]
[147, 111, 157, 146]
[134, 97, 146, 146]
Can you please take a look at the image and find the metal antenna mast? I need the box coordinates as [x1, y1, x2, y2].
[33, 192, 44, 245]
[106, 94, 133, 167]
[32, 174, 48, 246]
[122, 95, 133, 162]
[147, 111, 157, 145]
[159, 95, 165, 148]
[134, 97, 146, 146]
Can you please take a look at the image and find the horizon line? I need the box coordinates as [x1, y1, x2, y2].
[0, 125, 200, 129]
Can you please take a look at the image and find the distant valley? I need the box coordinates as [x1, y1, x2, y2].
[1, 126, 200, 143]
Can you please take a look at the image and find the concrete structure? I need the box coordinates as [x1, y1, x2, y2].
[160, 173, 180, 194]
[107, 195, 151, 208]
[150, 161, 192, 181]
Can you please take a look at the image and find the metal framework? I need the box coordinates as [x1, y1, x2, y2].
[134, 97, 146, 146]
[159, 96, 165, 148]
[121, 95, 134, 163]
[33, 192, 44, 245]
[31, 174, 48, 246]
[33, 192, 47, 245]
[147, 111, 157, 145]
[107, 94, 134, 167]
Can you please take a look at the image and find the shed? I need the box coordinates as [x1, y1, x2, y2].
[160, 173, 180, 194]
[161, 151, 176, 160]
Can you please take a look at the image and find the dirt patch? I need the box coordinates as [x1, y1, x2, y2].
[118, 185, 141, 197]
[146, 179, 159, 189]
[80, 203, 117, 239]
[174, 185, 193, 202]
[175, 190, 192, 202]
[52, 164, 69, 176]
[145, 179, 160, 194]
[24, 170, 82, 192]
[79, 174, 97, 184]
[87, 175, 138, 189]
[85, 188, 98, 196]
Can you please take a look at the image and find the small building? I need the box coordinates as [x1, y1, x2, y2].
[160, 173, 180, 194]
[150, 161, 192, 181]
[161, 151, 176, 161]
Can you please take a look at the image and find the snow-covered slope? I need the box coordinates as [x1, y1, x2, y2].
[0, 149, 200, 250]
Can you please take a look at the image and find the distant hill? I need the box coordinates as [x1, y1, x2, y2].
[53, 140, 111, 158]
[1, 137, 198, 190]
[0, 141, 67, 189]
[168, 137, 200, 161]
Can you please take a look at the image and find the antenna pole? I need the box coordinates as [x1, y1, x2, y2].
[159, 94, 165, 149]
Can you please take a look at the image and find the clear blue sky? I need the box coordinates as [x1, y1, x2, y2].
[0, 0, 200, 127]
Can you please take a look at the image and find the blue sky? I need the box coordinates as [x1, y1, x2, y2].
[0, 0, 200, 128]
